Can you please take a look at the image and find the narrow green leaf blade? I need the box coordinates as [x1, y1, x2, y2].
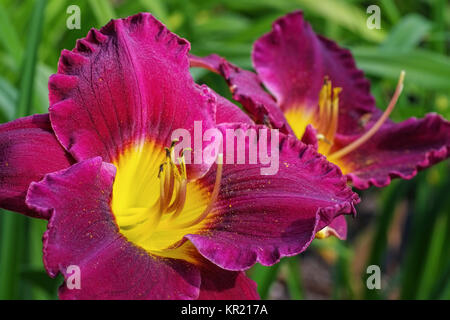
[294, 0, 386, 43]
[285, 256, 304, 300]
[381, 14, 431, 51]
[0, 77, 17, 120]
[16, 0, 47, 117]
[88, 0, 116, 26]
[0, 1, 23, 65]
[0, 0, 47, 300]
[353, 47, 450, 90]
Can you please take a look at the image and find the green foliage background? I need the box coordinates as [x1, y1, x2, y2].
[0, 0, 449, 300]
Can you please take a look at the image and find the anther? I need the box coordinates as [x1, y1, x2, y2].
[175, 154, 223, 228]
[315, 78, 341, 155]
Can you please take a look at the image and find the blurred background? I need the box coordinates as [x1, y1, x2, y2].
[0, 0, 449, 300]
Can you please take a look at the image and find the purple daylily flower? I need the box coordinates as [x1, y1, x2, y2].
[0, 13, 358, 299]
[190, 11, 450, 238]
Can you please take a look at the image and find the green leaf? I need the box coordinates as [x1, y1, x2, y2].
[381, 14, 431, 51]
[16, 0, 47, 117]
[138, 0, 168, 22]
[249, 263, 280, 299]
[352, 47, 450, 90]
[45, 0, 69, 24]
[88, 0, 116, 26]
[379, 0, 401, 24]
[399, 167, 449, 299]
[0, 0, 47, 300]
[0, 1, 23, 65]
[28, 219, 52, 299]
[34, 64, 53, 113]
[0, 211, 27, 299]
[195, 13, 250, 38]
[294, 0, 386, 43]
[0, 77, 17, 120]
[434, 261, 450, 299]
[416, 209, 448, 299]
[431, 0, 446, 53]
[284, 256, 304, 300]
[363, 180, 408, 299]
[21, 269, 60, 299]
[229, 14, 283, 43]
[222, 0, 292, 12]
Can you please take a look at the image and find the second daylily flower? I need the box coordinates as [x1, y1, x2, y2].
[0, 13, 358, 299]
[190, 11, 450, 191]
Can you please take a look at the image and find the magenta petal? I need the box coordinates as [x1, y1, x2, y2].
[335, 113, 450, 189]
[190, 54, 292, 134]
[253, 11, 376, 135]
[328, 215, 347, 240]
[49, 13, 216, 177]
[198, 258, 259, 300]
[26, 157, 200, 299]
[252, 11, 323, 109]
[195, 75, 253, 126]
[199, 271, 259, 300]
[301, 124, 318, 150]
[317, 215, 347, 240]
[187, 124, 358, 271]
[208, 87, 254, 125]
[0, 114, 73, 217]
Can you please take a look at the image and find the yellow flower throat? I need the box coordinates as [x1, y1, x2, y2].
[285, 72, 405, 168]
[111, 141, 223, 259]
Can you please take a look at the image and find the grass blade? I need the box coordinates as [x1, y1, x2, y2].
[294, 0, 386, 42]
[17, 0, 47, 117]
[353, 47, 450, 90]
[379, 0, 400, 24]
[380, 14, 431, 52]
[415, 209, 448, 299]
[363, 180, 407, 299]
[0, 1, 23, 65]
[0, 0, 47, 300]
[284, 256, 304, 300]
[0, 77, 17, 120]
[88, 0, 116, 26]
[0, 211, 27, 299]
[431, 0, 446, 53]
[399, 166, 448, 299]
[138, 0, 168, 22]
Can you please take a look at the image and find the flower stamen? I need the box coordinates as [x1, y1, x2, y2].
[327, 71, 405, 162]
[175, 154, 223, 228]
[156, 144, 223, 229]
[167, 153, 188, 219]
[314, 77, 341, 155]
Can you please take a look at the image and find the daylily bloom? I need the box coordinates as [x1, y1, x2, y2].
[190, 10, 450, 190]
[0, 13, 358, 299]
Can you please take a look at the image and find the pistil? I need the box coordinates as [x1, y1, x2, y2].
[327, 71, 405, 162]
[175, 154, 223, 228]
